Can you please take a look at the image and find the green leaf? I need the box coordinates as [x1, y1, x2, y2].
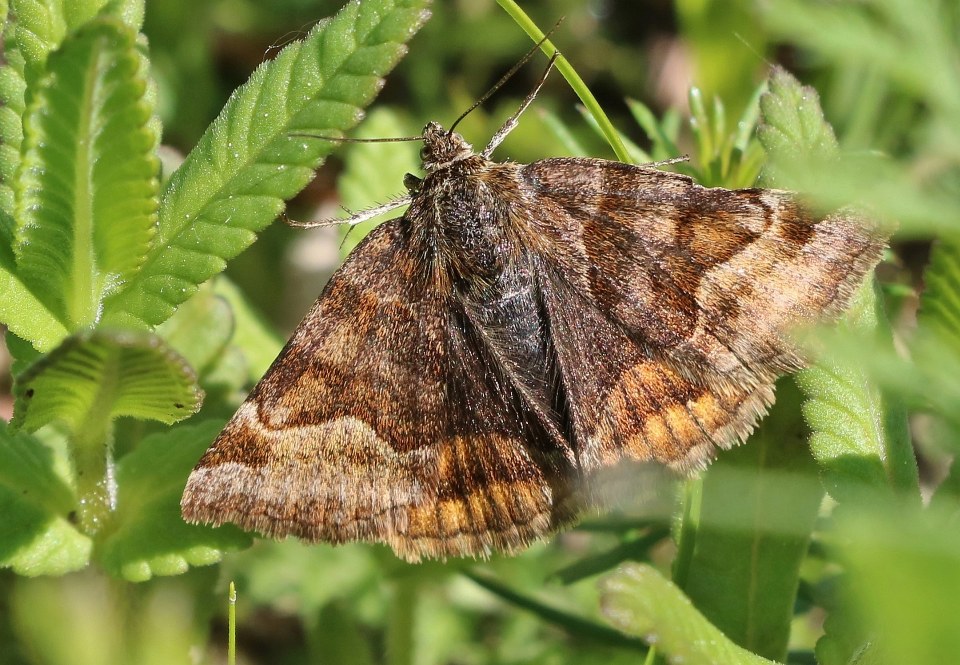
[12, 329, 202, 433]
[0, 268, 69, 352]
[0, 10, 26, 235]
[13, 17, 159, 330]
[599, 563, 778, 665]
[0, 4, 72, 351]
[830, 500, 960, 665]
[8, 0, 109, 84]
[337, 106, 418, 256]
[0, 423, 91, 576]
[758, 66, 839, 167]
[757, 66, 845, 197]
[795, 283, 918, 500]
[102, 0, 431, 330]
[100, 420, 251, 581]
[675, 380, 823, 661]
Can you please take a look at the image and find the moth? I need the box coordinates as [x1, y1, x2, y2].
[181, 57, 884, 562]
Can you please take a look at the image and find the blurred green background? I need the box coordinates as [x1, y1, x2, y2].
[4, 0, 960, 664]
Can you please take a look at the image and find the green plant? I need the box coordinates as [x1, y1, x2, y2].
[0, 0, 429, 659]
[2, 0, 960, 664]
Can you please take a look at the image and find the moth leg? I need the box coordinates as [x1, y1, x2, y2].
[481, 52, 559, 158]
[284, 194, 412, 228]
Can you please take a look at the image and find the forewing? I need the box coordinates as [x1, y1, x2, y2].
[522, 158, 885, 384]
[181, 220, 578, 561]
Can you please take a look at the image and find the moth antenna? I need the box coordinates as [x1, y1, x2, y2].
[448, 17, 565, 135]
[288, 133, 422, 144]
[283, 194, 411, 228]
[482, 51, 559, 158]
[732, 31, 775, 68]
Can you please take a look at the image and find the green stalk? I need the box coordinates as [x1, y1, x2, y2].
[495, 0, 632, 163]
[228, 582, 236, 665]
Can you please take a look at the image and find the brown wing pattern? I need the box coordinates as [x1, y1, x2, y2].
[523, 158, 884, 384]
[181, 221, 578, 561]
[539, 266, 774, 471]
[521, 158, 882, 469]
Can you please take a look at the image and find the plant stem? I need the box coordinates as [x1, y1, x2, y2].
[495, 0, 632, 163]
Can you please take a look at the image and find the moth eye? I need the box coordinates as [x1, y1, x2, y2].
[403, 173, 422, 192]
[419, 146, 431, 162]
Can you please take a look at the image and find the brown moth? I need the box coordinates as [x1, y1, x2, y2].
[181, 62, 884, 562]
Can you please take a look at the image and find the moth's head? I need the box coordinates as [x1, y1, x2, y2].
[420, 121, 474, 172]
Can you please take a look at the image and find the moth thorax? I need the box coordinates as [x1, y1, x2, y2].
[420, 121, 474, 171]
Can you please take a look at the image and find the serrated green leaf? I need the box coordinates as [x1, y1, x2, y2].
[0, 424, 91, 576]
[600, 563, 778, 665]
[12, 329, 202, 433]
[100, 420, 250, 581]
[758, 67, 838, 162]
[726, 60, 956, 236]
[337, 106, 418, 255]
[102, 0, 431, 330]
[0, 17, 26, 234]
[676, 380, 823, 661]
[796, 283, 918, 501]
[757, 66, 846, 195]
[9, 0, 100, 83]
[14, 18, 159, 330]
[0, 6, 40, 342]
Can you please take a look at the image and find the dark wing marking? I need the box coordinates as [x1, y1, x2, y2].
[522, 158, 884, 385]
[539, 264, 774, 471]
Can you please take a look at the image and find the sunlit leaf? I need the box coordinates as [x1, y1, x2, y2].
[12, 329, 202, 433]
[14, 18, 159, 331]
[102, 0, 431, 329]
[600, 563, 777, 665]
[0, 424, 91, 576]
